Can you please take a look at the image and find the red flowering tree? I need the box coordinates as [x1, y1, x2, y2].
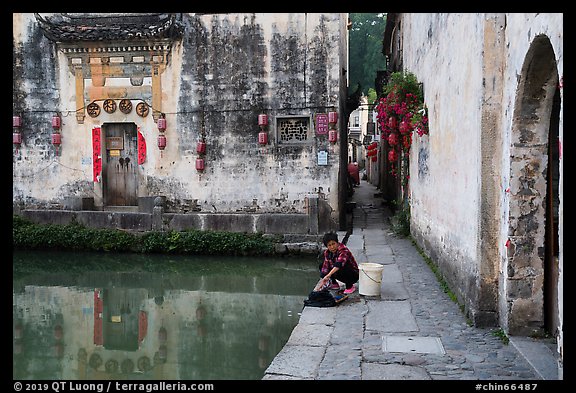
[375, 72, 428, 178]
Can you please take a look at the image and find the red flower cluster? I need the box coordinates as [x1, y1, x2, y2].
[375, 80, 428, 177]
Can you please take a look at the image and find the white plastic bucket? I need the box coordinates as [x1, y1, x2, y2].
[358, 263, 384, 296]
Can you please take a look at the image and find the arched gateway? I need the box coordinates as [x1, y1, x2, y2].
[506, 34, 560, 337]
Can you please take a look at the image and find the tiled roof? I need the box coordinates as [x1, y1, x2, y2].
[34, 13, 184, 42]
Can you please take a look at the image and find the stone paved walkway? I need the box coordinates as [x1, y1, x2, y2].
[263, 180, 561, 382]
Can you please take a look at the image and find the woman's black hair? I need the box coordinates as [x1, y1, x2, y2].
[322, 232, 339, 246]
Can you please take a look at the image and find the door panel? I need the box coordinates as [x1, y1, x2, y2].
[104, 123, 138, 206]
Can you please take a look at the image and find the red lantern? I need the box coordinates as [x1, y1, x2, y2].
[51, 132, 61, 146]
[14, 341, 22, 355]
[13, 115, 22, 128]
[328, 111, 338, 124]
[196, 158, 205, 171]
[388, 132, 398, 146]
[258, 114, 268, 126]
[14, 324, 23, 339]
[196, 305, 207, 320]
[367, 148, 377, 157]
[258, 131, 268, 145]
[388, 149, 398, 162]
[54, 325, 63, 340]
[53, 342, 64, 358]
[387, 116, 397, 129]
[13, 132, 22, 145]
[52, 115, 61, 129]
[196, 141, 206, 154]
[371, 155, 377, 162]
[157, 116, 167, 131]
[328, 129, 338, 143]
[157, 135, 166, 150]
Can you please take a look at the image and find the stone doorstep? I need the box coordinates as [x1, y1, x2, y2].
[509, 337, 560, 380]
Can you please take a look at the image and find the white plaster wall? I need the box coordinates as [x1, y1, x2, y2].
[164, 13, 343, 214]
[401, 12, 563, 366]
[13, 13, 347, 218]
[13, 14, 90, 205]
[402, 13, 483, 277]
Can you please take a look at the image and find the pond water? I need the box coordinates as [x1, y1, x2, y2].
[13, 250, 319, 380]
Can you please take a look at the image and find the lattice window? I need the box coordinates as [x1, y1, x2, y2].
[277, 116, 310, 144]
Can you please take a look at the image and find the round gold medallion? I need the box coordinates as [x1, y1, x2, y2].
[119, 99, 132, 114]
[87, 102, 101, 117]
[103, 99, 116, 113]
[136, 102, 149, 117]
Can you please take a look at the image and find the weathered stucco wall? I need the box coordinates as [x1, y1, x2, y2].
[401, 12, 563, 345]
[13, 13, 347, 230]
[401, 13, 484, 315]
[500, 16, 563, 371]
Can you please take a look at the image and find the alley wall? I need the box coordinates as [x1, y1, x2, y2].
[399, 12, 563, 352]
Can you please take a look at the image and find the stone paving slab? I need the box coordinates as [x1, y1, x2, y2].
[285, 323, 333, 347]
[354, 253, 369, 264]
[361, 228, 391, 244]
[317, 345, 362, 380]
[298, 305, 337, 325]
[365, 250, 395, 264]
[329, 298, 365, 345]
[509, 337, 559, 380]
[261, 374, 311, 380]
[263, 345, 325, 379]
[361, 362, 432, 380]
[344, 233, 364, 251]
[365, 300, 419, 333]
[380, 263, 402, 283]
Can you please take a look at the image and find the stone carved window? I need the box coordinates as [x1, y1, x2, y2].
[276, 116, 310, 144]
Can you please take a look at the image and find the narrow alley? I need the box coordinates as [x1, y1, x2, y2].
[263, 180, 560, 381]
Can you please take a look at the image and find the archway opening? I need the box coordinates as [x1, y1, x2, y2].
[544, 85, 560, 337]
[507, 35, 559, 336]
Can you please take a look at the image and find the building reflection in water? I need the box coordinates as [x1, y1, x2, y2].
[13, 251, 318, 380]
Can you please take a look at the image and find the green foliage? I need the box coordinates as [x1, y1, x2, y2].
[13, 216, 136, 252]
[367, 88, 378, 104]
[390, 204, 411, 237]
[410, 237, 470, 323]
[492, 328, 510, 345]
[139, 230, 275, 256]
[13, 216, 276, 256]
[383, 71, 424, 101]
[348, 13, 387, 95]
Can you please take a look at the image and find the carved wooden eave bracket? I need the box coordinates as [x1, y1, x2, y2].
[34, 13, 184, 123]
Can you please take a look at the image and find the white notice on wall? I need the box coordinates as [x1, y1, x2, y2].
[318, 150, 328, 165]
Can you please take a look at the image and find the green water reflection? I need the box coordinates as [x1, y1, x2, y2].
[13, 250, 319, 380]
